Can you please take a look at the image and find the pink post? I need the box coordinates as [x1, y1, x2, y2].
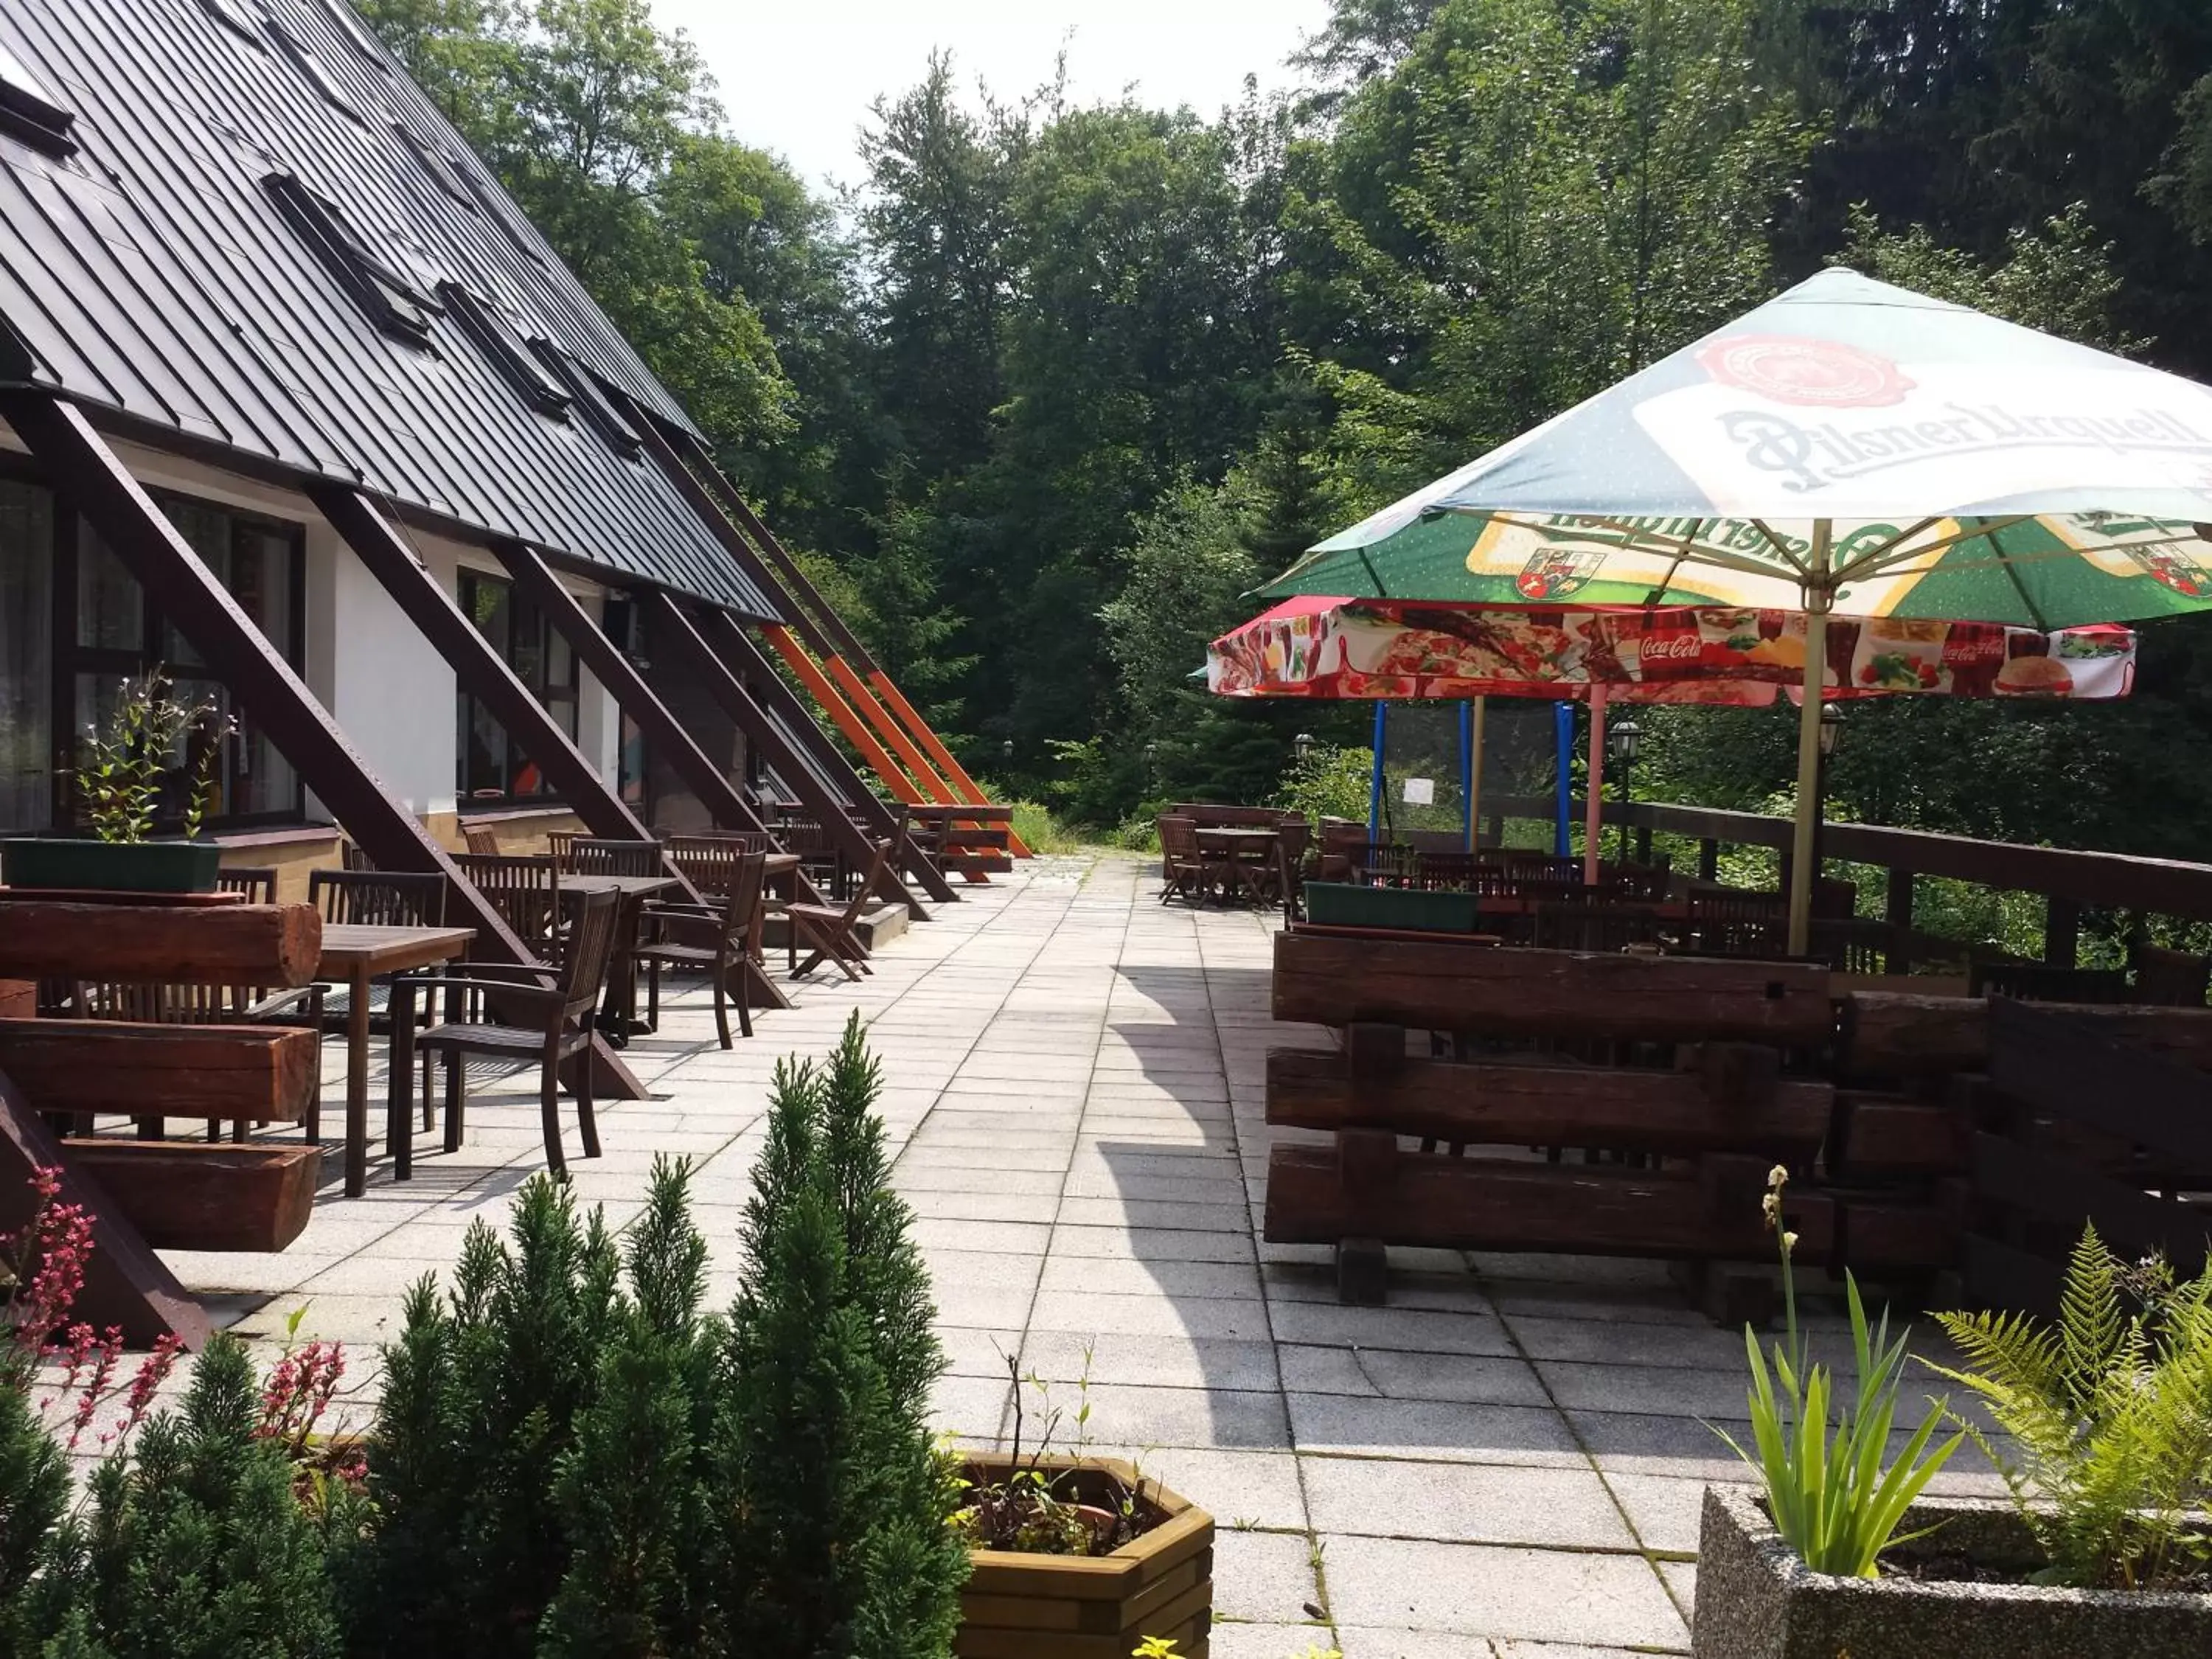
[1584, 686, 1607, 888]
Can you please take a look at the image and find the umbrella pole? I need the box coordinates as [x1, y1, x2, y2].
[1585, 685, 1608, 887]
[1368, 701, 1386, 839]
[1464, 697, 1486, 852]
[1787, 524, 1834, 956]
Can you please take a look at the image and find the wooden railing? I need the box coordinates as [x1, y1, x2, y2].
[1477, 792, 2212, 967]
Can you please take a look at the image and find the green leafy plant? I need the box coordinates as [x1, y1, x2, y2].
[1714, 1166, 1961, 1577]
[1924, 1224, 2212, 1589]
[1133, 1640, 1338, 1658]
[953, 1344, 1160, 1559]
[71, 669, 234, 843]
[1273, 742, 1372, 828]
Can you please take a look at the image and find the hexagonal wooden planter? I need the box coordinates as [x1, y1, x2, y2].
[1694, 1484, 2212, 1659]
[957, 1455, 1214, 1659]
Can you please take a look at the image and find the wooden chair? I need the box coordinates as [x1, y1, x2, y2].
[1263, 820, 1311, 914]
[460, 821, 502, 855]
[412, 887, 620, 1176]
[1969, 956, 2132, 1004]
[569, 838, 665, 877]
[1158, 816, 1213, 905]
[70, 975, 323, 1143]
[1609, 858, 1672, 902]
[636, 849, 766, 1047]
[216, 866, 277, 904]
[662, 832, 773, 898]
[341, 841, 376, 871]
[1533, 902, 1662, 953]
[1413, 851, 1482, 891]
[785, 838, 891, 979]
[546, 830, 584, 869]
[777, 812, 847, 900]
[309, 868, 447, 928]
[450, 852, 562, 964]
[1683, 883, 1788, 959]
[2132, 945, 2212, 1008]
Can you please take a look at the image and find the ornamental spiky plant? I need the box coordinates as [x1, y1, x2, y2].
[1925, 1223, 2212, 1588]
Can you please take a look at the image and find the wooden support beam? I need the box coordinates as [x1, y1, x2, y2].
[0, 1020, 320, 1122]
[0, 1065, 212, 1349]
[0, 900, 320, 985]
[693, 605, 956, 908]
[644, 594, 914, 917]
[1843, 991, 2212, 1079]
[0, 393, 533, 968]
[312, 485, 695, 902]
[2043, 895, 2081, 968]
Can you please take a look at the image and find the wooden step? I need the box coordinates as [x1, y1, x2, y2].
[61, 1138, 320, 1253]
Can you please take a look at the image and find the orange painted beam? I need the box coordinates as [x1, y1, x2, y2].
[862, 669, 1034, 857]
[821, 654, 961, 803]
[759, 625, 926, 804]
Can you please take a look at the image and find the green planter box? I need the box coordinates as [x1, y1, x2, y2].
[1301, 881, 1483, 933]
[0, 838, 225, 894]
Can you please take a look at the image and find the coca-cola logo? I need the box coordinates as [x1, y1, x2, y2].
[1941, 636, 2005, 666]
[1638, 634, 1708, 663]
[1697, 335, 1915, 409]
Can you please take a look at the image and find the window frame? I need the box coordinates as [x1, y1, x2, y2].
[455, 568, 580, 805]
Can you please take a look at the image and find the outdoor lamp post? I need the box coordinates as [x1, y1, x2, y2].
[1607, 714, 1641, 862]
[1293, 731, 1315, 764]
[1812, 702, 1843, 878]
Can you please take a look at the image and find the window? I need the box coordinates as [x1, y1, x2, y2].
[0, 41, 77, 158]
[196, 0, 265, 45]
[456, 571, 577, 801]
[265, 170, 441, 344]
[530, 341, 643, 458]
[394, 122, 476, 212]
[0, 477, 54, 830]
[440, 284, 570, 417]
[264, 18, 363, 123]
[70, 498, 306, 830]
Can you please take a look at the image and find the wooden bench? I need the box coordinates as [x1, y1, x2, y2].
[1265, 933, 1836, 1315]
[908, 804, 1018, 880]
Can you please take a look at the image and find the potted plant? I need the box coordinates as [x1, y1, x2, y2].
[1, 669, 233, 894]
[1300, 880, 1484, 933]
[956, 1357, 1215, 1658]
[1693, 1184, 2212, 1657]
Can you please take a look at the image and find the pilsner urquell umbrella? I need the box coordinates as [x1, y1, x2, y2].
[1259, 267, 2212, 950]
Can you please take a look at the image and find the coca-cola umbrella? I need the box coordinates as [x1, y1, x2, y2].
[1208, 595, 2135, 881]
[1256, 266, 2212, 948]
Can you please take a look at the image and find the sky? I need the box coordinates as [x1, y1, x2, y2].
[651, 0, 1333, 196]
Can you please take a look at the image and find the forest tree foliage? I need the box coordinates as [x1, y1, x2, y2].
[355, 0, 2212, 856]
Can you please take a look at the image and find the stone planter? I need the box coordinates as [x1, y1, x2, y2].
[958, 1455, 1214, 1659]
[1693, 1484, 2212, 1659]
[1, 837, 223, 894]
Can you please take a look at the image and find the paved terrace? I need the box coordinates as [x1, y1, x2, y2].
[153, 854, 2003, 1659]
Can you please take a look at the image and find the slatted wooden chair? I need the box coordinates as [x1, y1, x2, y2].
[412, 886, 620, 1176]
[2133, 944, 2212, 1008]
[70, 974, 324, 1143]
[546, 830, 584, 869]
[777, 812, 847, 900]
[216, 866, 278, 904]
[1968, 956, 2132, 1004]
[1533, 901, 1663, 953]
[785, 838, 891, 979]
[1413, 851, 1482, 891]
[307, 867, 451, 1136]
[1683, 883, 1789, 960]
[460, 821, 503, 855]
[636, 849, 766, 1047]
[662, 832, 773, 897]
[450, 852, 562, 965]
[1609, 857, 1673, 902]
[568, 838, 664, 877]
[1158, 816, 1213, 905]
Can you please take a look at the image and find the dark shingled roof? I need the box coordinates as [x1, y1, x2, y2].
[0, 0, 782, 619]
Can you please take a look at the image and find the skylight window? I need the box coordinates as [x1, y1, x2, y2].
[265, 18, 362, 123]
[196, 0, 265, 45]
[529, 341, 644, 458]
[0, 41, 77, 158]
[441, 284, 571, 418]
[265, 171, 442, 345]
[394, 122, 476, 211]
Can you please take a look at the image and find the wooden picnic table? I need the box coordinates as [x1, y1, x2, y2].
[1197, 825, 1283, 905]
[317, 922, 475, 1196]
[562, 872, 680, 1042]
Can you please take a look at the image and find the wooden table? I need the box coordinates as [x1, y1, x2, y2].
[1197, 826, 1282, 905]
[563, 872, 680, 1042]
[317, 922, 476, 1195]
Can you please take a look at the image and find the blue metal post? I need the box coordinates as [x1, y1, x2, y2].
[1553, 701, 1573, 858]
[1368, 701, 1387, 839]
[1458, 700, 1475, 852]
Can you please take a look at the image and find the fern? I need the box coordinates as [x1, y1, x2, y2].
[1924, 1224, 2212, 1588]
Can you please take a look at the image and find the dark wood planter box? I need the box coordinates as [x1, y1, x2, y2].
[1301, 880, 1483, 933]
[1694, 1484, 2212, 1659]
[1, 838, 223, 894]
[958, 1455, 1214, 1658]
[60, 1139, 321, 1253]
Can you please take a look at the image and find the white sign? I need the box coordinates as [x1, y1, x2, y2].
[1401, 776, 1436, 806]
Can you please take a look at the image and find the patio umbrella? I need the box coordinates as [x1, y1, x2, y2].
[1209, 596, 2135, 881]
[1259, 266, 2212, 949]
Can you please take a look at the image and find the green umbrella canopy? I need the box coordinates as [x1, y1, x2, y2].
[1263, 268, 2212, 629]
